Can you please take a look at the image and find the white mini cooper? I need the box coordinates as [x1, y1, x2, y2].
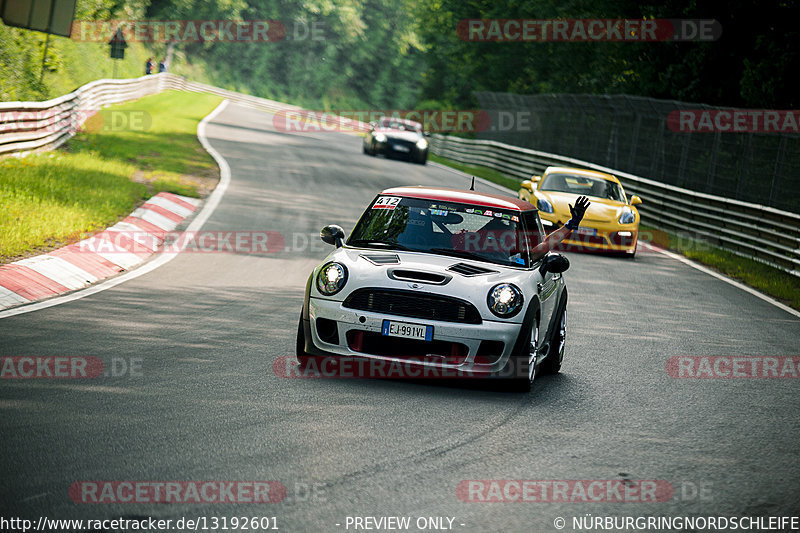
[296, 186, 571, 391]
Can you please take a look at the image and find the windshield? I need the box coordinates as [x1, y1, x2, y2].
[540, 173, 625, 202]
[348, 196, 541, 267]
[378, 119, 422, 132]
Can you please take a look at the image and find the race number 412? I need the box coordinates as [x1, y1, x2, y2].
[372, 196, 401, 210]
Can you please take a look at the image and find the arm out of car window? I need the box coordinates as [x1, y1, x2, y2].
[529, 196, 590, 261]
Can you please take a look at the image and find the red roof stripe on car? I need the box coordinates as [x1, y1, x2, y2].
[380, 186, 535, 212]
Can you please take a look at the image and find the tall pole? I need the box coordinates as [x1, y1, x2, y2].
[39, 33, 51, 84]
[39, 6, 58, 86]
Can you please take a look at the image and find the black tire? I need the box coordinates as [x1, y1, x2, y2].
[540, 304, 566, 375]
[416, 152, 428, 165]
[498, 314, 541, 392]
[296, 312, 311, 367]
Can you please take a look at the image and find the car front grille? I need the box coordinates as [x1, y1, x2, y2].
[342, 288, 482, 324]
[346, 330, 468, 364]
[388, 138, 416, 149]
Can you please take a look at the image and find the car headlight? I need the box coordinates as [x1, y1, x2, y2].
[374, 133, 387, 143]
[536, 197, 554, 213]
[487, 283, 524, 318]
[416, 138, 428, 149]
[316, 262, 348, 296]
[618, 207, 636, 224]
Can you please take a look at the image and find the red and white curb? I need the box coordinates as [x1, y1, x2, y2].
[0, 192, 200, 310]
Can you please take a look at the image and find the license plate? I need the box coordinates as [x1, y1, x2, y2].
[574, 226, 597, 236]
[382, 320, 433, 341]
[392, 144, 410, 153]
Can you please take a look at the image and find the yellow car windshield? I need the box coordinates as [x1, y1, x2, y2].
[541, 173, 625, 202]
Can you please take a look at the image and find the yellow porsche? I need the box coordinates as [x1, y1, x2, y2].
[519, 166, 642, 256]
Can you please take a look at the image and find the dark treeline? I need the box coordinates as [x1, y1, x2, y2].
[414, 0, 798, 109]
[3, 0, 797, 108]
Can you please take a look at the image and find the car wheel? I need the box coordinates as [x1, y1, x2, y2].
[503, 317, 538, 392]
[417, 152, 427, 165]
[540, 307, 566, 374]
[296, 311, 311, 367]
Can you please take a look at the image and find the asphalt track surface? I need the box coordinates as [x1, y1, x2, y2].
[1, 102, 799, 532]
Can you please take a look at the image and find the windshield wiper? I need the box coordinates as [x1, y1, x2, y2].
[348, 239, 410, 251]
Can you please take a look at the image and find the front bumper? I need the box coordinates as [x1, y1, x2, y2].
[305, 296, 523, 375]
[540, 216, 638, 253]
[374, 140, 423, 160]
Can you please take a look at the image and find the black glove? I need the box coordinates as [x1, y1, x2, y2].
[565, 196, 590, 230]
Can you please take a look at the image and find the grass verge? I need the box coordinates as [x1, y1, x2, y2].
[0, 90, 222, 262]
[429, 153, 522, 191]
[430, 152, 800, 312]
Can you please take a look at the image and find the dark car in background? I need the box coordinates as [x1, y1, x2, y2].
[363, 117, 429, 164]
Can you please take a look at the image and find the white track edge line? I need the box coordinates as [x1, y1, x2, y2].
[638, 242, 800, 320]
[0, 99, 231, 319]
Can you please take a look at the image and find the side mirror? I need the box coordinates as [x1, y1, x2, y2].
[424, 130, 431, 137]
[539, 253, 570, 275]
[520, 180, 534, 191]
[630, 195, 642, 206]
[320, 225, 345, 248]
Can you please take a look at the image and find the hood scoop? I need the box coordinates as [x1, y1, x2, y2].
[360, 253, 400, 265]
[447, 263, 498, 276]
[388, 269, 451, 285]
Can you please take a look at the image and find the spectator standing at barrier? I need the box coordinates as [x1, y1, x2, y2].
[145, 58, 154, 75]
[158, 59, 167, 73]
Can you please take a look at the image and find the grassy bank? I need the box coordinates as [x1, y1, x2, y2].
[429, 153, 522, 191]
[0, 90, 222, 262]
[430, 153, 800, 312]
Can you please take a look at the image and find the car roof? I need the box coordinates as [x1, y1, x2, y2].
[545, 166, 620, 184]
[379, 186, 535, 211]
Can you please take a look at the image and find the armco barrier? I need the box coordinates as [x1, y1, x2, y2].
[1, 74, 796, 276]
[429, 134, 800, 277]
[0, 74, 178, 156]
[0, 74, 369, 157]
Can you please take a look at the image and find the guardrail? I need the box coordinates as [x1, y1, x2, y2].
[0, 74, 179, 156]
[0, 74, 368, 158]
[430, 134, 800, 277]
[3, 74, 796, 276]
